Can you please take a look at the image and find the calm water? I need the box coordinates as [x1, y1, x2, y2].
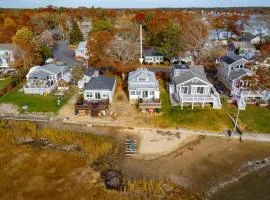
[210, 167, 270, 200]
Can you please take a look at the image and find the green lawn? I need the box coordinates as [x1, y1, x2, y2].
[153, 83, 270, 133]
[0, 78, 11, 90]
[0, 85, 71, 113]
[226, 105, 270, 133]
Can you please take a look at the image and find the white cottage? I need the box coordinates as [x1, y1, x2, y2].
[128, 67, 161, 112]
[128, 67, 160, 103]
[78, 68, 96, 89]
[83, 74, 116, 104]
[143, 48, 164, 64]
[75, 41, 89, 60]
[169, 64, 221, 109]
[0, 44, 15, 72]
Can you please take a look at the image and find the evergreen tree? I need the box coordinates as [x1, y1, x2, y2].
[159, 23, 185, 59]
[69, 21, 83, 44]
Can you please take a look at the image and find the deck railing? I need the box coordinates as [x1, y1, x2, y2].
[139, 98, 161, 109]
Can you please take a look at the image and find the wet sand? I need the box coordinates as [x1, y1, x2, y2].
[36, 121, 270, 197]
[119, 136, 270, 196]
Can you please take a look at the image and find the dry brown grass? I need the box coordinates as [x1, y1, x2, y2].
[0, 120, 200, 200]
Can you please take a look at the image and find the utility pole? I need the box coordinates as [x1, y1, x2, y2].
[139, 24, 144, 64]
[234, 102, 240, 134]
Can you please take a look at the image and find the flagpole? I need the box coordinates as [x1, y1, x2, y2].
[139, 25, 143, 64]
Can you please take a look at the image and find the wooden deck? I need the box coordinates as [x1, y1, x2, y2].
[75, 98, 109, 116]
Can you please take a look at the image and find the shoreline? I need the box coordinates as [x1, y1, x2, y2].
[1, 113, 270, 143]
[1, 117, 270, 198]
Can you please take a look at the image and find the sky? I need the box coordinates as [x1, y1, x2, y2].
[0, 0, 270, 8]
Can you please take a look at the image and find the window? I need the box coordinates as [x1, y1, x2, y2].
[240, 65, 243, 68]
[230, 66, 234, 70]
[103, 93, 109, 98]
[149, 91, 154, 95]
[95, 92, 101, 99]
[136, 91, 141, 95]
[138, 78, 146, 81]
[236, 65, 239, 69]
[86, 92, 92, 98]
[196, 87, 204, 94]
[181, 87, 188, 94]
[130, 91, 135, 95]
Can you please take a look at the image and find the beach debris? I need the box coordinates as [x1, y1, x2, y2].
[125, 137, 137, 155]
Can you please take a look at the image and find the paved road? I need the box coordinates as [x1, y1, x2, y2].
[53, 40, 75, 66]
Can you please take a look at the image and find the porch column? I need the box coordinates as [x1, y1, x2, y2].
[202, 97, 205, 108]
[181, 100, 183, 110]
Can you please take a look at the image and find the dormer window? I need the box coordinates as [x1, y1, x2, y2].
[138, 77, 147, 81]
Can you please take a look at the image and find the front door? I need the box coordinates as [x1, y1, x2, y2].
[95, 92, 101, 100]
[142, 91, 148, 99]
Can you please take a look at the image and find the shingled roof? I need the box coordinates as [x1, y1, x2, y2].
[84, 76, 115, 91]
[220, 53, 243, 65]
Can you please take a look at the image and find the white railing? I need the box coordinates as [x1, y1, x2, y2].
[23, 84, 56, 95]
[180, 95, 214, 103]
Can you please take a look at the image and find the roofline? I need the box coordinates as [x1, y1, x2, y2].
[176, 77, 212, 86]
[230, 72, 250, 80]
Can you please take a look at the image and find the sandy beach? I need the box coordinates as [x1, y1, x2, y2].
[119, 135, 270, 196]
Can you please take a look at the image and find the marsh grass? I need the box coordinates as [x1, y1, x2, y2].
[125, 178, 201, 200]
[0, 120, 201, 200]
[0, 120, 116, 161]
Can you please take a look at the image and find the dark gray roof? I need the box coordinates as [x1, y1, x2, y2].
[172, 70, 211, 86]
[240, 32, 258, 41]
[173, 63, 190, 70]
[85, 68, 95, 77]
[84, 76, 115, 91]
[0, 44, 15, 51]
[29, 71, 52, 79]
[220, 53, 242, 64]
[41, 64, 67, 74]
[144, 48, 163, 57]
[229, 69, 249, 80]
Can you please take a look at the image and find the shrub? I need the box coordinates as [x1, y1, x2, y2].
[102, 169, 124, 190]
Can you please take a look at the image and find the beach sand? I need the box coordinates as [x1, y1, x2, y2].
[119, 136, 270, 196]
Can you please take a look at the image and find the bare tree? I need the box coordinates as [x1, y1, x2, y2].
[249, 15, 269, 45]
[107, 28, 139, 79]
[183, 17, 208, 59]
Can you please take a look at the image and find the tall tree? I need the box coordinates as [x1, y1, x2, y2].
[159, 23, 185, 59]
[107, 29, 139, 79]
[92, 20, 114, 32]
[88, 31, 114, 67]
[0, 17, 17, 43]
[69, 21, 83, 44]
[12, 27, 42, 69]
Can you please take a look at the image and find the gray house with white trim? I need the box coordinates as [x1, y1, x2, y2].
[128, 67, 160, 103]
[218, 52, 269, 109]
[218, 53, 250, 95]
[169, 64, 221, 109]
[143, 48, 164, 64]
